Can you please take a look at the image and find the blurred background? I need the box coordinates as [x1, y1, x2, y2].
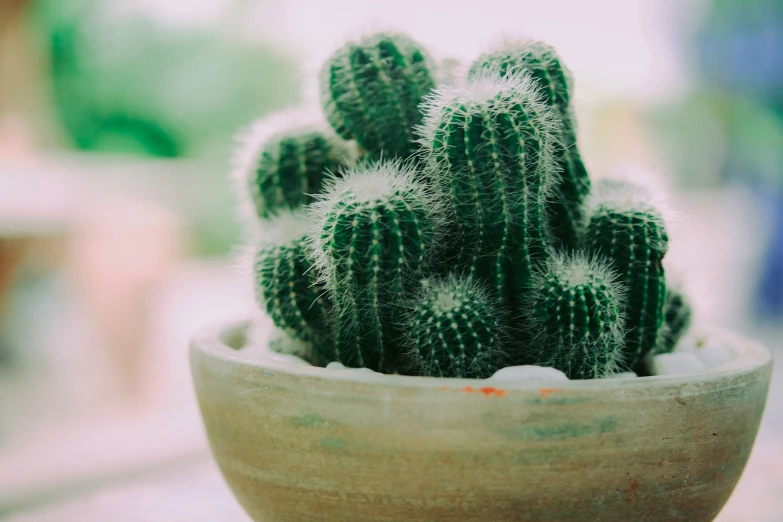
[0, 0, 781, 520]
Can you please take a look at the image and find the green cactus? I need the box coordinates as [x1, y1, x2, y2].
[530, 253, 626, 379]
[309, 161, 444, 371]
[469, 41, 590, 249]
[405, 276, 505, 378]
[230, 34, 702, 381]
[418, 70, 559, 309]
[235, 111, 356, 219]
[253, 211, 331, 355]
[320, 32, 436, 160]
[585, 179, 669, 370]
[655, 285, 692, 355]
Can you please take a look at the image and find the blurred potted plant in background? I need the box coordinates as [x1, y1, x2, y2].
[650, 0, 783, 319]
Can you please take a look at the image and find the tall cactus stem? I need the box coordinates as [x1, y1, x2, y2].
[418, 69, 560, 309]
[469, 41, 590, 249]
[586, 178, 669, 369]
[309, 160, 444, 371]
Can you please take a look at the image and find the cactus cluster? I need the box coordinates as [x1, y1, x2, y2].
[237, 31, 694, 379]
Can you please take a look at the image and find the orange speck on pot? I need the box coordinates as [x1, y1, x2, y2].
[441, 386, 449, 392]
[539, 388, 560, 399]
[458, 385, 506, 397]
[479, 387, 506, 397]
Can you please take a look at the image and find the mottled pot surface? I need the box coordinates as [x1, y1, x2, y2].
[190, 322, 772, 522]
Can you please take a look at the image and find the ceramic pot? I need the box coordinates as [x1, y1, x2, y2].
[190, 322, 772, 522]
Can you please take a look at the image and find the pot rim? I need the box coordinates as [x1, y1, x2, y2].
[191, 320, 773, 391]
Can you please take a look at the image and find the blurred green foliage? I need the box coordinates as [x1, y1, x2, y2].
[648, 0, 783, 189]
[30, 0, 300, 160]
[27, 0, 302, 256]
[649, 91, 783, 189]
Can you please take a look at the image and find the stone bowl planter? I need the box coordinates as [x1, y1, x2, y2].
[190, 322, 772, 522]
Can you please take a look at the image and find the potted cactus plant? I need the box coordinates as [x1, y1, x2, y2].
[190, 33, 772, 522]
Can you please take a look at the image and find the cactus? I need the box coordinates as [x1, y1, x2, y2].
[585, 179, 669, 370]
[418, 70, 559, 309]
[234, 110, 356, 220]
[529, 253, 626, 379]
[320, 32, 436, 160]
[655, 286, 692, 355]
[253, 211, 331, 355]
[469, 41, 590, 249]
[405, 276, 505, 378]
[230, 32, 703, 381]
[309, 161, 444, 371]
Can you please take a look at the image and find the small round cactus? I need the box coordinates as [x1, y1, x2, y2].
[530, 253, 626, 379]
[418, 70, 559, 309]
[234, 110, 356, 220]
[469, 41, 590, 250]
[309, 160, 444, 371]
[586, 178, 669, 370]
[405, 276, 505, 378]
[320, 32, 436, 159]
[253, 211, 331, 357]
[655, 284, 693, 355]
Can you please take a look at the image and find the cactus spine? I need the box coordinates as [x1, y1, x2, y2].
[253, 211, 331, 355]
[469, 41, 590, 249]
[320, 33, 436, 159]
[418, 71, 558, 308]
[235, 111, 355, 219]
[586, 179, 669, 369]
[406, 276, 504, 378]
[530, 254, 625, 379]
[309, 161, 443, 371]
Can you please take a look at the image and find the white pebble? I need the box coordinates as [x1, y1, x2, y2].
[603, 371, 638, 379]
[651, 353, 706, 376]
[240, 345, 311, 366]
[489, 365, 569, 381]
[270, 353, 312, 366]
[672, 333, 701, 353]
[325, 361, 376, 373]
[695, 341, 734, 369]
